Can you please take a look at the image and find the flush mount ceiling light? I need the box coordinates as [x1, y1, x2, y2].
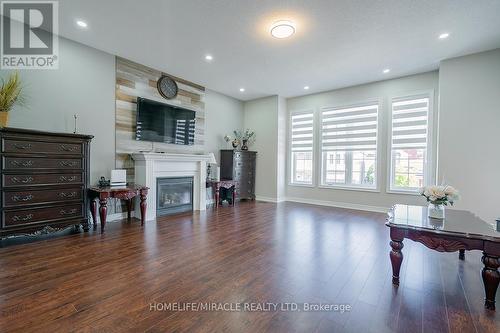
[383, 68, 390, 74]
[76, 20, 88, 28]
[439, 32, 450, 39]
[205, 54, 213, 61]
[303, 86, 309, 90]
[239, 88, 245, 92]
[270, 20, 295, 39]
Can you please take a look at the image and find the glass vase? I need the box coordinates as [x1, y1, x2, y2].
[428, 202, 445, 219]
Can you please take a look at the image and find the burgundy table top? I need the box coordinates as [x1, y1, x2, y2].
[89, 183, 148, 193]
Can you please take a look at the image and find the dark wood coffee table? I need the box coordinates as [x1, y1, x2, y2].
[386, 204, 500, 310]
[88, 184, 149, 232]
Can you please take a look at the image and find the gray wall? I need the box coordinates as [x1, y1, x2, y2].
[1, 38, 245, 187]
[438, 48, 500, 223]
[204, 89, 244, 163]
[243, 96, 279, 200]
[0, 37, 116, 184]
[285, 72, 439, 211]
[276, 96, 287, 201]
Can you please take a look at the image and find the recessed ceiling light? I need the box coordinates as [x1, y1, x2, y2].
[439, 32, 450, 39]
[205, 54, 213, 61]
[383, 68, 390, 74]
[304, 86, 309, 90]
[270, 20, 295, 39]
[76, 20, 88, 28]
[239, 88, 245, 92]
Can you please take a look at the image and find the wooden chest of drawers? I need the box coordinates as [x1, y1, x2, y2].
[0, 128, 93, 237]
[220, 150, 256, 200]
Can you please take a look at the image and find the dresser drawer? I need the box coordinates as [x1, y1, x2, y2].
[233, 159, 255, 168]
[2, 173, 83, 187]
[3, 187, 83, 207]
[2, 139, 82, 155]
[233, 167, 254, 180]
[3, 157, 82, 170]
[3, 203, 83, 227]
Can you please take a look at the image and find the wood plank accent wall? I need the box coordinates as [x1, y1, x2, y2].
[115, 57, 206, 181]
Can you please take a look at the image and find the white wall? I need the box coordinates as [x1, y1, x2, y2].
[438, 48, 500, 223]
[285, 72, 439, 211]
[0, 37, 116, 184]
[204, 89, 244, 162]
[243, 96, 279, 200]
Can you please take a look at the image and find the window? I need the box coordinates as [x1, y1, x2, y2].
[320, 103, 379, 189]
[389, 95, 431, 191]
[290, 110, 314, 185]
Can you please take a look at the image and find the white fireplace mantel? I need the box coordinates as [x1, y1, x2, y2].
[132, 152, 213, 220]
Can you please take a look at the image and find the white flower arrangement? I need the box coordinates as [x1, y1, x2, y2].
[420, 185, 460, 206]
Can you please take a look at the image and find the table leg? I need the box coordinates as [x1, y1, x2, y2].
[231, 186, 236, 206]
[90, 199, 97, 228]
[215, 186, 220, 208]
[389, 230, 404, 286]
[99, 199, 107, 232]
[140, 190, 147, 226]
[459, 249, 465, 260]
[127, 199, 133, 220]
[482, 252, 500, 310]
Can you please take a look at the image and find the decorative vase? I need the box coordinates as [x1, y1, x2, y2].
[428, 203, 445, 219]
[428, 216, 445, 230]
[231, 139, 240, 149]
[241, 139, 248, 151]
[0, 112, 9, 127]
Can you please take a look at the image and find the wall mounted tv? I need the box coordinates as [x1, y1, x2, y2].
[136, 97, 196, 145]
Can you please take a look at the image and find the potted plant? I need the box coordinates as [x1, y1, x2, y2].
[224, 134, 240, 149]
[0, 72, 24, 127]
[420, 185, 459, 219]
[240, 129, 255, 151]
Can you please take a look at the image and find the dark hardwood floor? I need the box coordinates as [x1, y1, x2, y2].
[0, 201, 498, 332]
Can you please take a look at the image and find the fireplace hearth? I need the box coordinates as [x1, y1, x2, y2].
[157, 177, 193, 216]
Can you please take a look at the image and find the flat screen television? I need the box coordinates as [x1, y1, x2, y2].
[136, 97, 196, 145]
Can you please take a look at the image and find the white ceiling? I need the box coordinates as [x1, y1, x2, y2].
[59, 0, 500, 101]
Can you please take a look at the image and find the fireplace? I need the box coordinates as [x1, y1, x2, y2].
[157, 177, 193, 216]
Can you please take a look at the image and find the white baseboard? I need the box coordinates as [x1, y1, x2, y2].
[87, 211, 130, 226]
[284, 196, 389, 213]
[255, 196, 280, 203]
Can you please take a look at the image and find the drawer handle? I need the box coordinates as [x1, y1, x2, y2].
[10, 160, 34, 167]
[59, 191, 77, 198]
[60, 208, 78, 216]
[59, 176, 77, 182]
[60, 144, 78, 152]
[12, 214, 33, 222]
[13, 143, 32, 150]
[12, 194, 34, 202]
[11, 176, 34, 184]
[60, 161, 78, 167]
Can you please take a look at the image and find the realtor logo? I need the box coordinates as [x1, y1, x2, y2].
[1, 1, 59, 69]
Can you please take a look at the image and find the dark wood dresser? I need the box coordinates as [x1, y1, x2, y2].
[220, 150, 256, 200]
[0, 128, 93, 237]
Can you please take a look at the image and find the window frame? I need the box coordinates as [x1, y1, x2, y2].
[386, 90, 435, 194]
[288, 109, 316, 187]
[318, 99, 382, 192]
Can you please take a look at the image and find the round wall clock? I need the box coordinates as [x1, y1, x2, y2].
[157, 75, 178, 99]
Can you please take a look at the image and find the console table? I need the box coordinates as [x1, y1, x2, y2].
[206, 180, 236, 208]
[88, 184, 148, 232]
[387, 204, 500, 310]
